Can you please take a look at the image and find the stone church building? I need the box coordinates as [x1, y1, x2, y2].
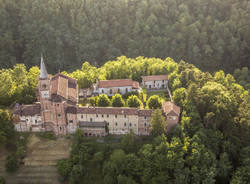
[13, 58, 180, 136]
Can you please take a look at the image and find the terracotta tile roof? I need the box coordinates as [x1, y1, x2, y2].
[79, 121, 106, 128]
[142, 75, 168, 82]
[13, 104, 41, 116]
[66, 106, 77, 114]
[162, 101, 180, 116]
[98, 79, 140, 89]
[50, 94, 77, 105]
[51, 73, 77, 89]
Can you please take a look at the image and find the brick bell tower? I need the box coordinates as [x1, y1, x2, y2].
[38, 56, 55, 133]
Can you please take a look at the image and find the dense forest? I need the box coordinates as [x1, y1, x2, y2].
[1, 56, 249, 183]
[56, 57, 249, 184]
[0, 0, 250, 73]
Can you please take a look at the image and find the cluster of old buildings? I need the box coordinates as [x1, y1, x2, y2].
[13, 58, 180, 136]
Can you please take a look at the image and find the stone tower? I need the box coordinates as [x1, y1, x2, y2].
[38, 56, 55, 133]
[38, 56, 78, 135]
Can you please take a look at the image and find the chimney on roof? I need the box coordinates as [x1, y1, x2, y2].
[40, 55, 48, 79]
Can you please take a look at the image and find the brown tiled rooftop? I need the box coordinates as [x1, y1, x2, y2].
[98, 79, 140, 89]
[162, 101, 180, 116]
[13, 104, 41, 116]
[142, 75, 168, 81]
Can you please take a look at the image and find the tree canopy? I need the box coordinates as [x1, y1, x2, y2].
[0, 0, 249, 74]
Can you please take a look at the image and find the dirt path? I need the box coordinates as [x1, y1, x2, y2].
[0, 134, 72, 184]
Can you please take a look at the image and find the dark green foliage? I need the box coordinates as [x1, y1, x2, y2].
[0, 0, 249, 73]
[0, 109, 15, 147]
[5, 154, 18, 173]
[97, 94, 111, 107]
[146, 95, 162, 109]
[150, 109, 166, 136]
[233, 67, 250, 89]
[0, 177, 5, 184]
[38, 132, 56, 140]
[121, 131, 136, 153]
[57, 159, 72, 181]
[127, 95, 142, 108]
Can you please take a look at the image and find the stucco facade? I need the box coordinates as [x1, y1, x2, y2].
[142, 75, 168, 89]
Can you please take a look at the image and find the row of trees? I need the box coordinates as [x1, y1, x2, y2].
[1, 0, 249, 73]
[89, 93, 162, 109]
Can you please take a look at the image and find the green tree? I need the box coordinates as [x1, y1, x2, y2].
[150, 109, 166, 136]
[111, 94, 125, 107]
[97, 94, 110, 107]
[0, 110, 15, 147]
[57, 159, 72, 181]
[121, 131, 137, 153]
[147, 95, 162, 109]
[5, 154, 18, 173]
[127, 95, 142, 108]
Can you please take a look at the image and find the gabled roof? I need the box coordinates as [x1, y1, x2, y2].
[98, 79, 140, 89]
[162, 101, 180, 116]
[51, 73, 77, 89]
[13, 104, 41, 116]
[142, 75, 168, 82]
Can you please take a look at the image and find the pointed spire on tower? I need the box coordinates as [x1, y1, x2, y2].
[40, 55, 48, 79]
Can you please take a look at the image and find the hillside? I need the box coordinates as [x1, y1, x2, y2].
[0, 134, 71, 184]
[0, 0, 250, 73]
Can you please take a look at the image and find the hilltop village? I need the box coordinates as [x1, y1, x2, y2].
[13, 58, 180, 136]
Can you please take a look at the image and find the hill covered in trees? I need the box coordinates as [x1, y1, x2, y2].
[0, 0, 250, 73]
[0, 56, 249, 183]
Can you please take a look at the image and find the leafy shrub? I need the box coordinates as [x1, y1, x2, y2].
[5, 154, 18, 173]
[38, 132, 56, 140]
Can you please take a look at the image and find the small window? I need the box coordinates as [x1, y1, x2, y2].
[35, 120, 37, 123]
[115, 115, 117, 118]
[144, 116, 147, 120]
[107, 122, 109, 126]
[144, 123, 147, 127]
[57, 104, 59, 107]
[42, 84, 46, 89]
[162, 80, 164, 83]
[59, 126, 62, 131]
[124, 115, 126, 118]
[102, 89, 104, 93]
[90, 118, 93, 122]
[124, 123, 126, 126]
[81, 115, 83, 118]
[110, 89, 112, 94]
[57, 114, 61, 117]
[129, 123, 132, 127]
[102, 114, 104, 118]
[125, 88, 128, 93]
[107, 114, 109, 118]
[154, 81, 155, 83]
[118, 88, 120, 93]
[96, 114, 98, 117]
[115, 122, 118, 126]
[26, 119, 28, 122]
